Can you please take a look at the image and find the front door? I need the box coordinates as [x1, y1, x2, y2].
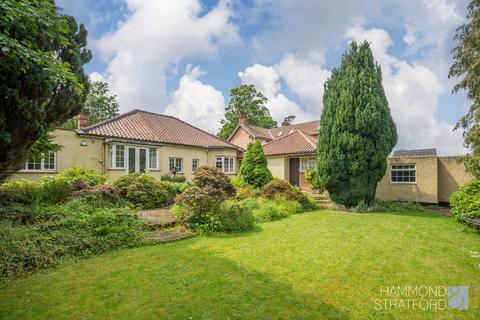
[289, 158, 300, 186]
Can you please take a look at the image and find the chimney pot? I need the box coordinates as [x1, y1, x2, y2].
[77, 108, 90, 129]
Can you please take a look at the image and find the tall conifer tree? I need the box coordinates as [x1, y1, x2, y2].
[317, 41, 397, 206]
[238, 140, 273, 188]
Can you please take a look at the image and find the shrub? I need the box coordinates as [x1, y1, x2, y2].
[238, 141, 273, 188]
[40, 177, 71, 205]
[249, 198, 296, 222]
[261, 179, 295, 199]
[0, 179, 43, 206]
[304, 170, 323, 190]
[174, 186, 228, 226]
[160, 174, 187, 183]
[193, 166, 235, 196]
[113, 173, 174, 209]
[0, 212, 144, 278]
[231, 176, 246, 188]
[331, 199, 424, 213]
[450, 179, 480, 219]
[56, 167, 107, 186]
[171, 182, 192, 194]
[217, 200, 255, 232]
[236, 185, 257, 199]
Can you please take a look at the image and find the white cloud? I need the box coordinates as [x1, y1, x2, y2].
[94, 0, 238, 112]
[164, 66, 225, 133]
[89, 72, 106, 83]
[346, 26, 465, 155]
[276, 51, 330, 114]
[238, 64, 315, 124]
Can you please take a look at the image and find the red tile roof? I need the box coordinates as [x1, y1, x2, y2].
[269, 120, 320, 138]
[262, 129, 317, 156]
[78, 109, 239, 149]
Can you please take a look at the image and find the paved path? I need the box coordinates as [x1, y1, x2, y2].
[137, 208, 176, 226]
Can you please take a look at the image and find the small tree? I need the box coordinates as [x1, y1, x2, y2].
[62, 80, 120, 129]
[238, 140, 273, 188]
[317, 41, 397, 207]
[281, 115, 296, 126]
[218, 84, 277, 139]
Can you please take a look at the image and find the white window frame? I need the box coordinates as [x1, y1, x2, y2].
[300, 157, 316, 172]
[215, 156, 235, 174]
[169, 157, 183, 173]
[149, 147, 158, 170]
[192, 158, 199, 173]
[110, 144, 158, 172]
[390, 163, 417, 184]
[22, 151, 57, 172]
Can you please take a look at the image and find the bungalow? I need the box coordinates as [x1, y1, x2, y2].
[227, 117, 474, 204]
[12, 109, 241, 182]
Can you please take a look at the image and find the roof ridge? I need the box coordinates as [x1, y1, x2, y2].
[297, 130, 317, 148]
[78, 109, 141, 133]
[262, 128, 300, 146]
[136, 109, 241, 149]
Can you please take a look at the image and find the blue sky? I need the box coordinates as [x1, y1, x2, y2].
[57, 0, 470, 155]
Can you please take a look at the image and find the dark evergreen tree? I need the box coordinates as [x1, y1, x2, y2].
[0, 0, 91, 182]
[281, 115, 296, 126]
[317, 41, 397, 206]
[238, 140, 273, 188]
[218, 84, 277, 139]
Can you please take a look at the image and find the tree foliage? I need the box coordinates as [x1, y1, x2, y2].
[238, 140, 273, 188]
[449, 0, 480, 177]
[281, 115, 296, 126]
[63, 80, 120, 129]
[218, 84, 277, 139]
[0, 0, 91, 182]
[317, 41, 397, 207]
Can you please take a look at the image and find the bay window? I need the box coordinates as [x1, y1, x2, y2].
[110, 144, 158, 172]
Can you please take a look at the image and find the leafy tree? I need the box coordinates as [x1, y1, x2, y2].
[0, 0, 91, 182]
[317, 41, 397, 207]
[281, 115, 296, 126]
[238, 140, 273, 188]
[63, 80, 120, 129]
[218, 84, 277, 139]
[449, 0, 480, 177]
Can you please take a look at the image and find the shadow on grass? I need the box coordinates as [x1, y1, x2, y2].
[0, 248, 350, 320]
[365, 210, 449, 219]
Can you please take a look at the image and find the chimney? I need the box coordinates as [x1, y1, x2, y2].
[77, 108, 90, 129]
[239, 112, 247, 125]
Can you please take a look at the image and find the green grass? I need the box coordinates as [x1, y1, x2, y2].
[1, 210, 479, 319]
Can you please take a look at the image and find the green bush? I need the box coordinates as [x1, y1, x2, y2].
[231, 176, 246, 188]
[55, 167, 107, 186]
[304, 170, 323, 190]
[160, 174, 187, 183]
[238, 141, 273, 188]
[193, 166, 235, 196]
[0, 179, 43, 206]
[174, 186, 228, 226]
[249, 197, 300, 222]
[0, 212, 145, 278]
[331, 199, 424, 213]
[235, 185, 257, 200]
[261, 179, 296, 199]
[113, 173, 174, 209]
[171, 182, 192, 194]
[40, 177, 71, 205]
[450, 179, 480, 219]
[217, 200, 255, 232]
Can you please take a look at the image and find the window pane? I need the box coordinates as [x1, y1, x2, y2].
[139, 149, 147, 172]
[128, 148, 136, 173]
[149, 148, 157, 169]
[26, 155, 41, 170]
[224, 157, 229, 172]
[109, 145, 114, 168]
[229, 157, 234, 172]
[192, 159, 199, 172]
[176, 158, 183, 172]
[116, 145, 125, 168]
[216, 157, 223, 169]
[44, 152, 55, 170]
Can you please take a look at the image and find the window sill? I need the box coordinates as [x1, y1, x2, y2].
[390, 182, 417, 185]
[18, 170, 57, 173]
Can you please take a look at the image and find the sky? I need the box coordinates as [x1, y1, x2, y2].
[57, 0, 471, 155]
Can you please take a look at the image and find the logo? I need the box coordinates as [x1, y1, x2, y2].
[448, 286, 468, 310]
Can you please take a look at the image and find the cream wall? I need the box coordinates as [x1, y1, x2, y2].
[11, 129, 104, 182]
[11, 129, 239, 182]
[229, 127, 252, 150]
[376, 156, 439, 203]
[267, 157, 287, 180]
[438, 157, 473, 202]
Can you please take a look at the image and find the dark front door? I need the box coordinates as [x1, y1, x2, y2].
[289, 158, 300, 186]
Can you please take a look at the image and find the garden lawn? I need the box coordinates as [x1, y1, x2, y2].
[1, 210, 479, 319]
